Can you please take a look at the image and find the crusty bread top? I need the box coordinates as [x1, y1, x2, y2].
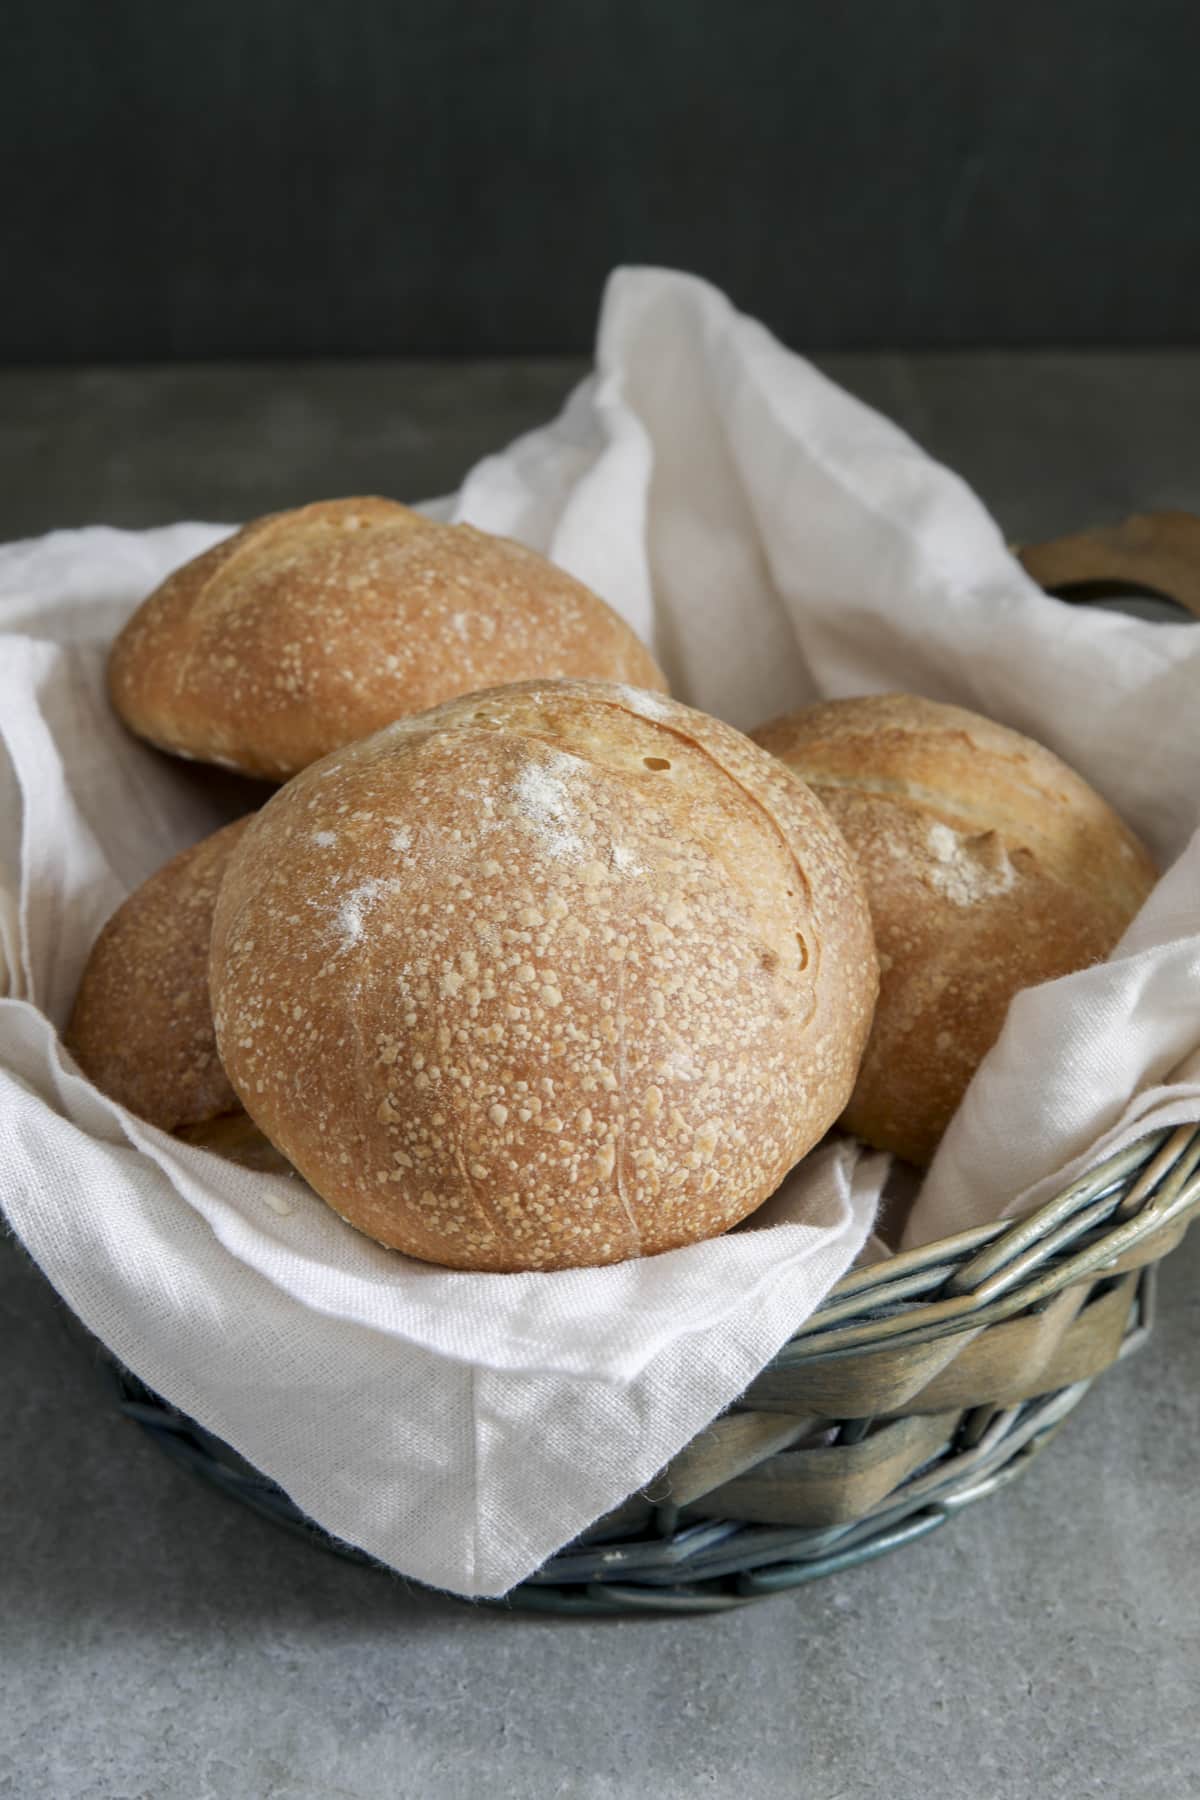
[66, 817, 252, 1132]
[752, 694, 1157, 1165]
[210, 679, 878, 1271]
[753, 693, 1156, 926]
[108, 498, 668, 781]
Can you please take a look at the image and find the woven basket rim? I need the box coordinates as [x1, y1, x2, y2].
[786, 1123, 1200, 1364]
[99, 1125, 1200, 1614]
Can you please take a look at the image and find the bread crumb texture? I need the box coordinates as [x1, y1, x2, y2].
[108, 498, 667, 780]
[752, 693, 1158, 1167]
[210, 680, 878, 1270]
[66, 817, 253, 1131]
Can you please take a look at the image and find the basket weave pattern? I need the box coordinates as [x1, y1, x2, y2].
[114, 1125, 1200, 1613]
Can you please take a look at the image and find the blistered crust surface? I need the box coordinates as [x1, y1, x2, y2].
[211, 680, 878, 1270]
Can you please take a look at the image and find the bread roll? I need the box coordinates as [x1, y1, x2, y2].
[67, 817, 252, 1131]
[109, 498, 667, 780]
[752, 694, 1157, 1166]
[210, 680, 878, 1271]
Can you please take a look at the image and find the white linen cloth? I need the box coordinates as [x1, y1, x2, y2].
[1, 267, 1197, 1597]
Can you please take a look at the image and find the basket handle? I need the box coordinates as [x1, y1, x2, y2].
[1016, 510, 1200, 620]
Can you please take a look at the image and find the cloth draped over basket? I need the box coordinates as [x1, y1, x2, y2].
[0, 267, 1198, 1599]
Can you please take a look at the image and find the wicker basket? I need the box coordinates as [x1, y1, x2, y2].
[105, 515, 1200, 1612]
[111, 1123, 1200, 1613]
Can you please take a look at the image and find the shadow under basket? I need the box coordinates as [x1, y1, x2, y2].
[111, 1124, 1200, 1615]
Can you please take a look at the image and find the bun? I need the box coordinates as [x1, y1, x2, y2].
[210, 680, 878, 1271]
[752, 694, 1157, 1166]
[108, 498, 667, 780]
[67, 818, 252, 1131]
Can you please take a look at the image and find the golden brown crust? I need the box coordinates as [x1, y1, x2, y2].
[108, 498, 668, 780]
[210, 680, 879, 1271]
[66, 817, 252, 1131]
[752, 694, 1158, 1166]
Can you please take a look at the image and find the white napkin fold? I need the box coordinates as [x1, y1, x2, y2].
[1, 267, 1197, 1597]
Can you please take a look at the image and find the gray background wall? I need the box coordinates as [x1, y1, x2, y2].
[6, 0, 1198, 359]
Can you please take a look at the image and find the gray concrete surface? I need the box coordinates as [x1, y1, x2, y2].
[4, 350, 1200, 545]
[2, 354, 1199, 1800]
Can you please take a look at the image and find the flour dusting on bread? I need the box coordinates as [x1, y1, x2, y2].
[513, 755, 584, 862]
[923, 821, 1016, 907]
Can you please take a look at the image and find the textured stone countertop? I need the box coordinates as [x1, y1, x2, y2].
[2, 353, 1198, 1800]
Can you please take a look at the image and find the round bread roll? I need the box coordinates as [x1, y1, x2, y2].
[108, 497, 667, 781]
[752, 694, 1158, 1167]
[67, 817, 252, 1132]
[210, 680, 878, 1271]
